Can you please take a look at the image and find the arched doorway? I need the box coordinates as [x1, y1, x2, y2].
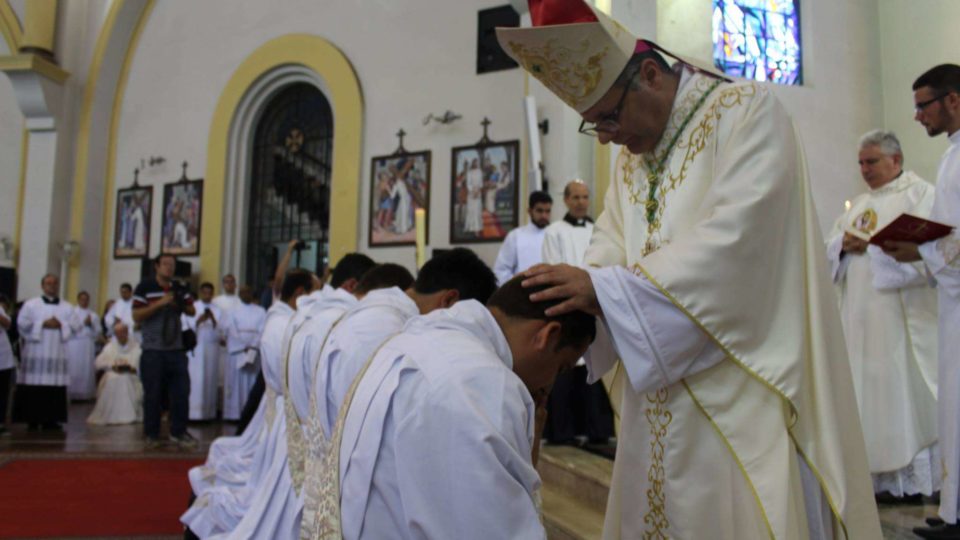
[244, 82, 333, 291]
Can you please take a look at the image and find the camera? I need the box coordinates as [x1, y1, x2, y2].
[294, 240, 308, 250]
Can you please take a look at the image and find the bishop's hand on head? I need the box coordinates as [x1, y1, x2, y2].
[521, 263, 601, 317]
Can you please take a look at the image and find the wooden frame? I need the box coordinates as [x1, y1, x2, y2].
[449, 139, 520, 244]
[161, 179, 204, 256]
[113, 185, 153, 259]
[368, 150, 431, 247]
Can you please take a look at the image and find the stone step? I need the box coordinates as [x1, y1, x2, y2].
[538, 445, 613, 516]
[542, 484, 605, 540]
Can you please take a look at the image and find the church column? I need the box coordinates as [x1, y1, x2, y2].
[0, 0, 71, 299]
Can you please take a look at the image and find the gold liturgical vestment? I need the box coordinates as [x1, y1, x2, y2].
[584, 72, 881, 539]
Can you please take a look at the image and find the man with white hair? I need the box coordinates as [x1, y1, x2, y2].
[826, 129, 939, 500]
[87, 322, 143, 425]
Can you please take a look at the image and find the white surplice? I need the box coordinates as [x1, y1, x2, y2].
[104, 297, 134, 337]
[493, 223, 547, 285]
[313, 301, 543, 540]
[918, 129, 960, 523]
[17, 297, 74, 387]
[183, 301, 224, 420]
[825, 171, 940, 496]
[222, 302, 266, 420]
[66, 306, 100, 400]
[583, 70, 880, 539]
[183, 301, 292, 537]
[213, 293, 242, 386]
[542, 218, 593, 266]
[87, 337, 143, 425]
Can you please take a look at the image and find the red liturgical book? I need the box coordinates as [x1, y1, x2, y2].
[852, 214, 954, 246]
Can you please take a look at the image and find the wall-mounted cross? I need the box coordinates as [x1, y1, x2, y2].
[180, 161, 189, 182]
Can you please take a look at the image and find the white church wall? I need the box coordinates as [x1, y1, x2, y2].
[878, 0, 960, 185]
[105, 0, 526, 294]
[655, 0, 885, 235]
[0, 39, 23, 269]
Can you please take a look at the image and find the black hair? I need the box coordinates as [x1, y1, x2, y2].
[280, 268, 314, 302]
[355, 263, 415, 295]
[120, 283, 132, 291]
[153, 253, 176, 266]
[528, 191, 553, 208]
[614, 49, 673, 89]
[486, 275, 596, 351]
[913, 64, 960, 93]
[414, 247, 497, 304]
[77, 290, 90, 299]
[330, 253, 377, 289]
[199, 282, 215, 291]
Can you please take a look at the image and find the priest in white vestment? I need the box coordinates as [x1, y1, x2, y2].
[213, 274, 241, 386]
[826, 130, 940, 498]
[882, 64, 960, 538]
[493, 191, 553, 285]
[182, 273, 311, 538]
[222, 286, 266, 420]
[104, 283, 135, 338]
[87, 323, 143, 425]
[184, 282, 224, 420]
[220, 258, 384, 539]
[301, 251, 497, 538]
[542, 180, 594, 266]
[500, 2, 881, 537]
[66, 291, 101, 400]
[306, 277, 595, 540]
[14, 274, 75, 430]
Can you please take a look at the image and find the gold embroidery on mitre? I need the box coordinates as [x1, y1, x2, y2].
[851, 208, 878, 234]
[509, 38, 608, 108]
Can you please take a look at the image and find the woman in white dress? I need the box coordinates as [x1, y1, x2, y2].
[87, 323, 143, 425]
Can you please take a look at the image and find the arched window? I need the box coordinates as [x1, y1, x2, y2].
[245, 82, 333, 290]
[712, 0, 802, 85]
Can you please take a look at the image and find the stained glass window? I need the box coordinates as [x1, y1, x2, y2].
[712, 0, 802, 85]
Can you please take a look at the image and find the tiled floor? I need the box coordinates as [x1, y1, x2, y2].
[0, 402, 945, 539]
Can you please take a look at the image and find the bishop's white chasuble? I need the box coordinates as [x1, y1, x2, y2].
[826, 171, 940, 496]
[584, 71, 880, 539]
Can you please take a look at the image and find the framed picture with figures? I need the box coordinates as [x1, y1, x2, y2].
[369, 150, 431, 247]
[113, 185, 153, 259]
[449, 139, 519, 244]
[161, 179, 204, 256]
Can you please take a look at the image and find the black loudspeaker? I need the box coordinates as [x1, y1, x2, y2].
[139, 257, 192, 280]
[477, 5, 520, 74]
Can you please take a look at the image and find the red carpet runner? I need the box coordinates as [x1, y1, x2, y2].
[0, 457, 201, 538]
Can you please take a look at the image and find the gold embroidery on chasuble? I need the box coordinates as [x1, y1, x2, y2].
[508, 39, 608, 106]
[265, 387, 278, 429]
[851, 208, 878, 235]
[643, 386, 672, 539]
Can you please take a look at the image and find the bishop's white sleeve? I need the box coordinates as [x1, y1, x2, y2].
[95, 344, 115, 370]
[920, 233, 960, 299]
[392, 380, 545, 540]
[586, 266, 726, 394]
[867, 245, 928, 290]
[493, 230, 519, 286]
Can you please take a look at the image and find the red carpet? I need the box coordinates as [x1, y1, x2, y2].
[0, 457, 201, 538]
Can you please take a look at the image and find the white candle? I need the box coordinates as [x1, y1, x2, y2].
[415, 208, 426, 269]
[844, 200, 851, 212]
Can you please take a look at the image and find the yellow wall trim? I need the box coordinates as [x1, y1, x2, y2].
[97, 0, 155, 309]
[0, 52, 69, 83]
[202, 33, 364, 286]
[65, 0, 126, 301]
[14, 125, 28, 268]
[20, 0, 57, 55]
[0, 1, 22, 51]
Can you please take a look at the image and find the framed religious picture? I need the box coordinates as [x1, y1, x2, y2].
[113, 185, 153, 259]
[369, 150, 431, 247]
[450, 138, 519, 243]
[161, 178, 203, 256]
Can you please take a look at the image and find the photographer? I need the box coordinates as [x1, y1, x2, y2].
[132, 254, 197, 448]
